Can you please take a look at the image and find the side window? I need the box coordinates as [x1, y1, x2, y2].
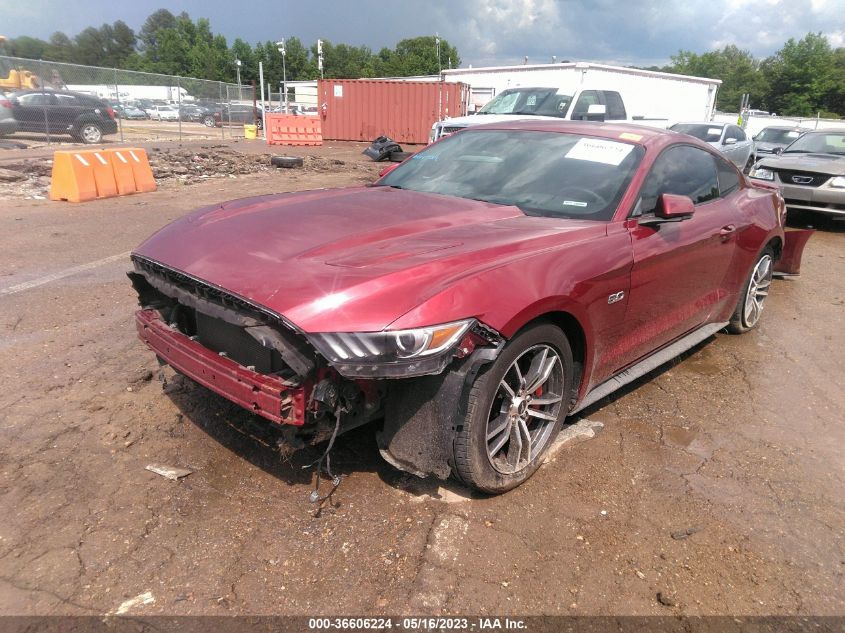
[636, 145, 720, 215]
[571, 90, 600, 119]
[717, 157, 741, 196]
[18, 93, 53, 106]
[733, 126, 746, 141]
[602, 91, 627, 120]
[54, 94, 77, 106]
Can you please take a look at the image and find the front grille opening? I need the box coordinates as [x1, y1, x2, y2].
[776, 170, 830, 188]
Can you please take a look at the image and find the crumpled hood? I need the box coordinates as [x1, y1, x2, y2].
[134, 186, 603, 332]
[757, 152, 845, 175]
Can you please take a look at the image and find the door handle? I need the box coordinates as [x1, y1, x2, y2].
[719, 224, 736, 240]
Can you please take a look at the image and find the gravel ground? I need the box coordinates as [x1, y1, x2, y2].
[0, 141, 843, 620]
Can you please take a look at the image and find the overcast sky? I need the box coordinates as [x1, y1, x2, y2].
[3, 0, 843, 67]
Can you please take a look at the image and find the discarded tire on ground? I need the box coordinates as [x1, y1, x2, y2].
[271, 156, 304, 169]
[389, 151, 414, 162]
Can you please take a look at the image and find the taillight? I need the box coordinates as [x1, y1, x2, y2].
[0, 99, 11, 108]
[106, 106, 115, 119]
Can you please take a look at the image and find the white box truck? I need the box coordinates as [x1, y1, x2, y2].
[431, 62, 721, 142]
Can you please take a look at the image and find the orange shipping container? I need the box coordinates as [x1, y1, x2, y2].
[318, 79, 468, 145]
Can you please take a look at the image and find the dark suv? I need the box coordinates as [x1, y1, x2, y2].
[7, 89, 119, 144]
[212, 104, 262, 129]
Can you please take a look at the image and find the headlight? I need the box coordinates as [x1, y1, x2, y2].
[749, 167, 774, 181]
[307, 319, 474, 378]
[830, 176, 845, 188]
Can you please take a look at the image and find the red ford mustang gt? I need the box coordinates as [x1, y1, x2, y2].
[129, 121, 811, 493]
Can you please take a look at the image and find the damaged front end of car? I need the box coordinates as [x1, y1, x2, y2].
[128, 254, 504, 477]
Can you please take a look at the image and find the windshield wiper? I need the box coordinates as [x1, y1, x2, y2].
[783, 150, 809, 154]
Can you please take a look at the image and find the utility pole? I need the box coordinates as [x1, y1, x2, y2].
[435, 33, 441, 75]
[317, 39, 324, 79]
[235, 58, 242, 98]
[276, 39, 287, 114]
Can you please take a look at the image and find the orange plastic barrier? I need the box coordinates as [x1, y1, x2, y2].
[107, 148, 156, 193]
[266, 114, 323, 146]
[49, 151, 102, 202]
[49, 147, 156, 202]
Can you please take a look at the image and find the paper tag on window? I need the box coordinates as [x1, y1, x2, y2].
[527, 95, 537, 106]
[565, 138, 634, 166]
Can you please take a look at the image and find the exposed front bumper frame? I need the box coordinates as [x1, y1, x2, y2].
[135, 309, 307, 426]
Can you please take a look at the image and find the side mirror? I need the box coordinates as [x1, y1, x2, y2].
[378, 163, 400, 178]
[639, 194, 695, 226]
[584, 104, 606, 121]
[724, 137, 737, 145]
[772, 147, 783, 155]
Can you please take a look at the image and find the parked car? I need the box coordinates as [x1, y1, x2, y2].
[0, 94, 19, 136]
[669, 122, 755, 171]
[749, 128, 845, 218]
[119, 105, 148, 120]
[147, 105, 180, 121]
[212, 103, 262, 128]
[129, 120, 808, 493]
[6, 89, 117, 143]
[179, 104, 207, 122]
[752, 126, 809, 161]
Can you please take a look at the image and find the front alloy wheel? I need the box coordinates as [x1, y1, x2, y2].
[453, 323, 573, 493]
[486, 345, 564, 474]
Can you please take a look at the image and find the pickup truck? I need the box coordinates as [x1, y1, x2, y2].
[430, 87, 666, 142]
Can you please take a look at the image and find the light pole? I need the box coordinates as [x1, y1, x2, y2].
[276, 39, 287, 114]
[317, 39, 324, 79]
[235, 58, 242, 98]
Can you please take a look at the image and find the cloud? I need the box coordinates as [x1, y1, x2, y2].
[1, 0, 841, 69]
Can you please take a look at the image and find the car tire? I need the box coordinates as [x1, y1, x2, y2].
[389, 150, 414, 162]
[202, 116, 215, 127]
[270, 155, 304, 169]
[452, 322, 573, 493]
[77, 123, 103, 144]
[727, 246, 774, 334]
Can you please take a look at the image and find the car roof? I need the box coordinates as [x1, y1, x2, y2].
[462, 119, 674, 146]
[10, 89, 101, 99]
[672, 121, 726, 127]
[760, 125, 808, 131]
[803, 128, 845, 134]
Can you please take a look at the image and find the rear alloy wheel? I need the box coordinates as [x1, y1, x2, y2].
[203, 115, 215, 127]
[453, 323, 573, 493]
[78, 123, 102, 144]
[728, 247, 774, 333]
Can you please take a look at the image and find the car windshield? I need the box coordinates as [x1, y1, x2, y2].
[378, 130, 644, 221]
[755, 128, 803, 143]
[671, 123, 724, 143]
[783, 131, 845, 155]
[477, 88, 574, 119]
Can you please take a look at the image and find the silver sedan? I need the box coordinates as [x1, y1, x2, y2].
[670, 122, 755, 171]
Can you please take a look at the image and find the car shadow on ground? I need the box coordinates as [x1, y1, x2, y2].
[161, 373, 393, 490]
[787, 210, 845, 233]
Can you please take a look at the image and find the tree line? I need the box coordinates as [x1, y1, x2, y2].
[1, 9, 459, 92]
[2, 9, 843, 117]
[652, 33, 845, 118]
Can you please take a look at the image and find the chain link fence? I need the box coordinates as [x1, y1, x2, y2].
[0, 55, 266, 146]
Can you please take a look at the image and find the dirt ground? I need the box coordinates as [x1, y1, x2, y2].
[0, 139, 843, 619]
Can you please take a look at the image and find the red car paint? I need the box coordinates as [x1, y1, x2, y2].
[133, 120, 801, 417]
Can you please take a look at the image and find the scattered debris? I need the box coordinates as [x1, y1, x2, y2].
[635, 570, 646, 579]
[363, 136, 402, 161]
[114, 591, 155, 614]
[656, 591, 677, 607]
[0, 167, 27, 182]
[145, 464, 193, 480]
[671, 527, 701, 540]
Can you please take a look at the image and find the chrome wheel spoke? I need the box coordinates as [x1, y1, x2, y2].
[531, 394, 562, 406]
[489, 419, 512, 456]
[487, 414, 511, 442]
[499, 379, 516, 399]
[527, 407, 557, 421]
[517, 418, 532, 464]
[524, 350, 555, 394]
